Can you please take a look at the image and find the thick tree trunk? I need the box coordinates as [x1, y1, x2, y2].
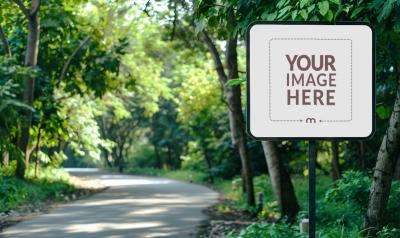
[363, 69, 400, 236]
[262, 141, 300, 220]
[16, 1, 41, 179]
[331, 141, 341, 181]
[202, 31, 255, 207]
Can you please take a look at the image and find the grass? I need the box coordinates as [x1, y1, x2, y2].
[0, 167, 79, 213]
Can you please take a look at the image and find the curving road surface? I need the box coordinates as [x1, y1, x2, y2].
[0, 169, 219, 238]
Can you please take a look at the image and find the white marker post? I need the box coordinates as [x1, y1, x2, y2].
[247, 22, 374, 238]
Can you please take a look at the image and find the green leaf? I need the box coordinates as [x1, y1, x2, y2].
[300, 0, 309, 8]
[277, 0, 289, 9]
[318, 1, 329, 16]
[226, 78, 246, 87]
[325, 10, 334, 21]
[277, 6, 291, 19]
[351, 7, 364, 19]
[267, 12, 277, 20]
[300, 9, 308, 20]
[343, 6, 350, 14]
[261, 11, 277, 21]
[307, 4, 315, 13]
[194, 19, 207, 33]
[378, 0, 396, 22]
[0, 99, 34, 113]
[291, 10, 298, 20]
[376, 105, 391, 119]
[329, 0, 339, 5]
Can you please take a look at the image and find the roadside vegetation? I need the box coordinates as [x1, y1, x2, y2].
[1, 0, 400, 237]
[127, 168, 400, 238]
[0, 165, 103, 231]
[0, 167, 75, 213]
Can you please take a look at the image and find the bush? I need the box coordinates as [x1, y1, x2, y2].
[0, 179, 27, 212]
[0, 160, 17, 177]
[227, 223, 306, 238]
[377, 226, 400, 238]
[0, 168, 77, 213]
[386, 181, 400, 225]
[324, 171, 370, 214]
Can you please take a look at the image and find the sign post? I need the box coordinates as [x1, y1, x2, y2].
[308, 140, 317, 237]
[247, 22, 374, 237]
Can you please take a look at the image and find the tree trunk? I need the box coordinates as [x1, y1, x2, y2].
[153, 144, 162, 169]
[118, 143, 124, 173]
[225, 37, 255, 207]
[0, 25, 12, 57]
[331, 141, 341, 181]
[202, 31, 255, 207]
[262, 141, 300, 220]
[103, 149, 112, 167]
[34, 126, 41, 178]
[201, 140, 214, 183]
[112, 148, 119, 167]
[16, 2, 41, 179]
[363, 65, 400, 236]
[394, 155, 400, 180]
[3, 152, 9, 166]
[118, 157, 123, 172]
[167, 145, 172, 169]
[359, 141, 366, 171]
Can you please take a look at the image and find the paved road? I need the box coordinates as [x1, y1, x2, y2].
[1, 169, 219, 238]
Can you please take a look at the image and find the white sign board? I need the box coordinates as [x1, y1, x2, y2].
[247, 22, 374, 139]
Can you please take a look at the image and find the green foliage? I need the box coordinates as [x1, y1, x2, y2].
[377, 226, 400, 238]
[228, 172, 400, 238]
[227, 222, 305, 238]
[386, 181, 400, 225]
[0, 1, 399, 237]
[325, 171, 371, 214]
[181, 141, 207, 171]
[376, 104, 391, 119]
[226, 77, 246, 87]
[0, 168, 76, 213]
[0, 160, 17, 177]
[317, 1, 330, 16]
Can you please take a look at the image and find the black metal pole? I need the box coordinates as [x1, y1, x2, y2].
[309, 140, 317, 238]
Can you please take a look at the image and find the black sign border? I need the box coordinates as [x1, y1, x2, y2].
[246, 21, 376, 141]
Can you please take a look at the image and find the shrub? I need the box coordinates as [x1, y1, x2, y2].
[0, 168, 77, 213]
[377, 226, 400, 238]
[0, 179, 28, 212]
[0, 160, 17, 177]
[385, 181, 400, 225]
[227, 222, 306, 238]
[324, 171, 370, 214]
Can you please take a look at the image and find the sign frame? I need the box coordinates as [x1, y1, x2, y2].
[246, 21, 375, 141]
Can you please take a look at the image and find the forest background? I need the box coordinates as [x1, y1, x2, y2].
[1, 0, 400, 237]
